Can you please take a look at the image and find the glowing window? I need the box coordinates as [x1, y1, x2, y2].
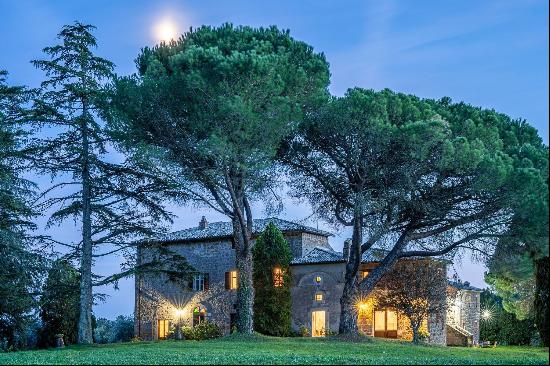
[315, 276, 322, 284]
[192, 306, 207, 327]
[360, 271, 369, 280]
[273, 267, 284, 287]
[230, 270, 238, 290]
[315, 292, 323, 302]
[158, 319, 170, 340]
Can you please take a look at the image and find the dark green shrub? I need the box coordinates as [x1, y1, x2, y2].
[93, 315, 134, 344]
[252, 223, 292, 336]
[480, 290, 536, 345]
[38, 260, 80, 348]
[182, 321, 222, 340]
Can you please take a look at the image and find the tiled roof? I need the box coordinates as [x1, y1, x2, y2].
[155, 217, 331, 243]
[290, 247, 389, 266]
[291, 246, 345, 265]
[448, 280, 483, 292]
[361, 248, 389, 263]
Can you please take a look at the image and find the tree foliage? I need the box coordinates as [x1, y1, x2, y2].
[479, 289, 536, 345]
[111, 23, 330, 333]
[0, 70, 44, 351]
[31, 22, 190, 344]
[252, 223, 292, 336]
[281, 88, 548, 334]
[376, 260, 447, 343]
[93, 315, 133, 344]
[38, 260, 80, 348]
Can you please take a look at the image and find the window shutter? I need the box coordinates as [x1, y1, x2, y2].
[204, 273, 209, 291]
[225, 272, 230, 290]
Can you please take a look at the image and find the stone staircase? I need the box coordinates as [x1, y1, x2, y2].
[446, 323, 473, 346]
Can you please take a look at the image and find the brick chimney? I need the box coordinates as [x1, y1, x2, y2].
[198, 216, 208, 229]
[343, 239, 351, 261]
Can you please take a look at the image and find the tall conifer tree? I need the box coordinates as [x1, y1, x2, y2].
[32, 22, 190, 344]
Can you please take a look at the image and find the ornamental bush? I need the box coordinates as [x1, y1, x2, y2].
[182, 321, 222, 340]
[252, 223, 292, 336]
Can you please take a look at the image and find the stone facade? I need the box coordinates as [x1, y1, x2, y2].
[135, 238, 238, 339]
[290, 262, 345, 335]
[135, 219, 332, 340]
[289, 262, 448, 344]
[446, 283, 482, 346]
[135, 217, 480, 346]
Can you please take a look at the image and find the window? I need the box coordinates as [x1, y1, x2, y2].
[359, 271, 369, 280]
[192, 306, 207, 327]
[273, 267, 284, 287]
[315, 292, 323, 302]
[225, 270, 238, 290]
[315, 276, 322, 284]
[193, 274, 208, 291]
[158, 319, 170, 340]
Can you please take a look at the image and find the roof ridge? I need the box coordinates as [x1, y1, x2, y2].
[313, 246, 339, 254]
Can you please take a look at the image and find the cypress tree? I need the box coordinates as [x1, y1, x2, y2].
[252, 223, 292, 336]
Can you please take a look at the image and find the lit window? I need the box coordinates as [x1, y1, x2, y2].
[158, 319, 170, 340]
[360, 271, 369, 280]
[273, 267, 284, 287]
[193, 274, 205, 291]
[192, 307, 206, 327]
[315, 292, 323, 302]
[315, 276, 322, 284]
[230, 270, 238, 290]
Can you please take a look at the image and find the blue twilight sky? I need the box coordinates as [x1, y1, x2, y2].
[1, 0, 548, 319]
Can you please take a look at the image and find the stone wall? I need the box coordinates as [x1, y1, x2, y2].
[135, 239, 238, 339]
[290, 263, 346, 334]
[301, 233, 331, 256]
[446, 286, 481, 345]
[135, 231, 328, 339]
[290, 260, 447, 345]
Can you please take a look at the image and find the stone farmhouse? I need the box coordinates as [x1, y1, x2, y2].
[134, 217, 481, 346]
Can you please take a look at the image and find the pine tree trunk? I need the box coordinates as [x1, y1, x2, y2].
[233, 215, 254, 334]
[339, 201, 362, 334]
[77, 109, 94, 344]
[339, 290, 359, 334]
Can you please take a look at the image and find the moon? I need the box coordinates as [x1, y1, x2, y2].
[154, 18, 178, 43]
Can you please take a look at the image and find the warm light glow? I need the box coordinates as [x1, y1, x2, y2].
[154, 18, 178, 43]
[355, 296, 376, 314]
[273, 267, 284, 287]
[481, 309, 492, 321]
[174, 308, 185, 318]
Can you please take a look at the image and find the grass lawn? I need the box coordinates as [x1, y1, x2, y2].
[0, 335, 548, 365]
